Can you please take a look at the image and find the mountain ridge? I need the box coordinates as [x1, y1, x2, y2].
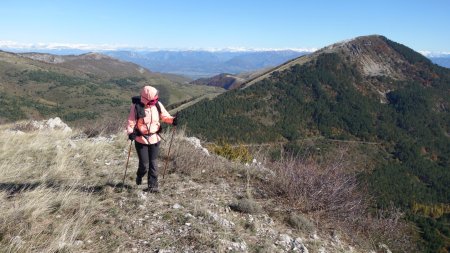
[180, 35, 450, 252]
[240, 35, 437, 94]
[19, 52, 153, 79]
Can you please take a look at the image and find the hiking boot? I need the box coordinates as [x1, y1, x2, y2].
[143, 187, 160, 193]
[136, 176, 142, 185]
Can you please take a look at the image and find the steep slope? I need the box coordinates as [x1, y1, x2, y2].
[180, 35, 450, 252]
[0, 50, 223, 125]
[182, 35, 449, 142]
[241, 35, 438, 100]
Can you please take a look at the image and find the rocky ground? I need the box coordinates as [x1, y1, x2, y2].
[0, 118, 392, 253]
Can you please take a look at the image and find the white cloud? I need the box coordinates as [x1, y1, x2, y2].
[0, 40, 318, 53]
[0, 40, 132, 51]
[419, 50, 450, 57]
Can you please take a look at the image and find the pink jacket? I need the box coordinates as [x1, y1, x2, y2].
[126, 86, 174, 145]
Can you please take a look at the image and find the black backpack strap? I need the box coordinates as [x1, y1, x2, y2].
[131, 96, 141, 105]
[131, 96, 145, 136]
[132, 96, 146, 119]
[155, 101, 162, 115]
[155, 102, 164, 135]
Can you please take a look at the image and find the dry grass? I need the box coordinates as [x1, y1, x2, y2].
[79, 116, 127, 138]
[0, 122, 412, 252]
[0, 124, 252, 252]
[0, 124, 125, 252]
[229, 198, 262, 214]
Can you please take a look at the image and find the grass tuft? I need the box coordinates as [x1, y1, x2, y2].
[286, 213, 315, 233]
[229, 198, 262, 214]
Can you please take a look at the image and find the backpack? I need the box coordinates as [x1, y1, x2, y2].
[131, 96, 162, 136]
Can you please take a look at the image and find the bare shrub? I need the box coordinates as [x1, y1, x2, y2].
[362, 206, 418, 252]
[81, 116, 126, 137]
[265, 148, 367, 226]
[11, 120, 38, 132]
[262, 147, 416, 251]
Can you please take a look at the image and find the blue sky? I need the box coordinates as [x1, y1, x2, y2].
[1, 0, 449, 53]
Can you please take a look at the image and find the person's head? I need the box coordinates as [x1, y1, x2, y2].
[140, 86, 159, 106]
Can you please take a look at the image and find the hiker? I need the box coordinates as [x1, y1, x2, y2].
[126, 85, 177, 193]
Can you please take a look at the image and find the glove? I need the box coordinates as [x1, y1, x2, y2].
[128, 132, 136, 141]
[172, 116, 178, 126]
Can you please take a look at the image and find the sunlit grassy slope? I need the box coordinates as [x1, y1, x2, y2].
[0, 50, 224, 125]
[0, 120, 412, 252]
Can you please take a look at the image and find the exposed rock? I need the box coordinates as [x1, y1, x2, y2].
[68, 139, 77, 148]
[276, 234, 309, 253]
[11, 236, 24, 246]
[26, 117, 72, 132]
[378, 243, 392, 253]
[172, 203, 182, 209]
[158, 248, 175, 253]
[276, 233, 293, 248]
[206, 210, 235, 229]
[183, 136, 210, 156]
[74, 240, 84, 246]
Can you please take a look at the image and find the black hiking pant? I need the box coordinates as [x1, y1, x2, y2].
[135, 141, 160, 188]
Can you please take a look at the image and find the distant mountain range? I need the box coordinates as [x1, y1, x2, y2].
[3, 46, 449, 78]
[103, 50, 308, 79]
[429, 56, 450, 68]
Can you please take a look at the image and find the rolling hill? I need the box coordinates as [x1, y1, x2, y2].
[0, 50, 223, 125]
[190, 73, 246, 90]
[180, 35, 450, 252]
[189, 67, 272, 90]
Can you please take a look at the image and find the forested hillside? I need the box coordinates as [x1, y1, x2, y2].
[180, 36, 450, 252]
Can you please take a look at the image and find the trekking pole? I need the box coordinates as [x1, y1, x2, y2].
[162, 114, 178, 182]
[121, 140, 133, 191]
